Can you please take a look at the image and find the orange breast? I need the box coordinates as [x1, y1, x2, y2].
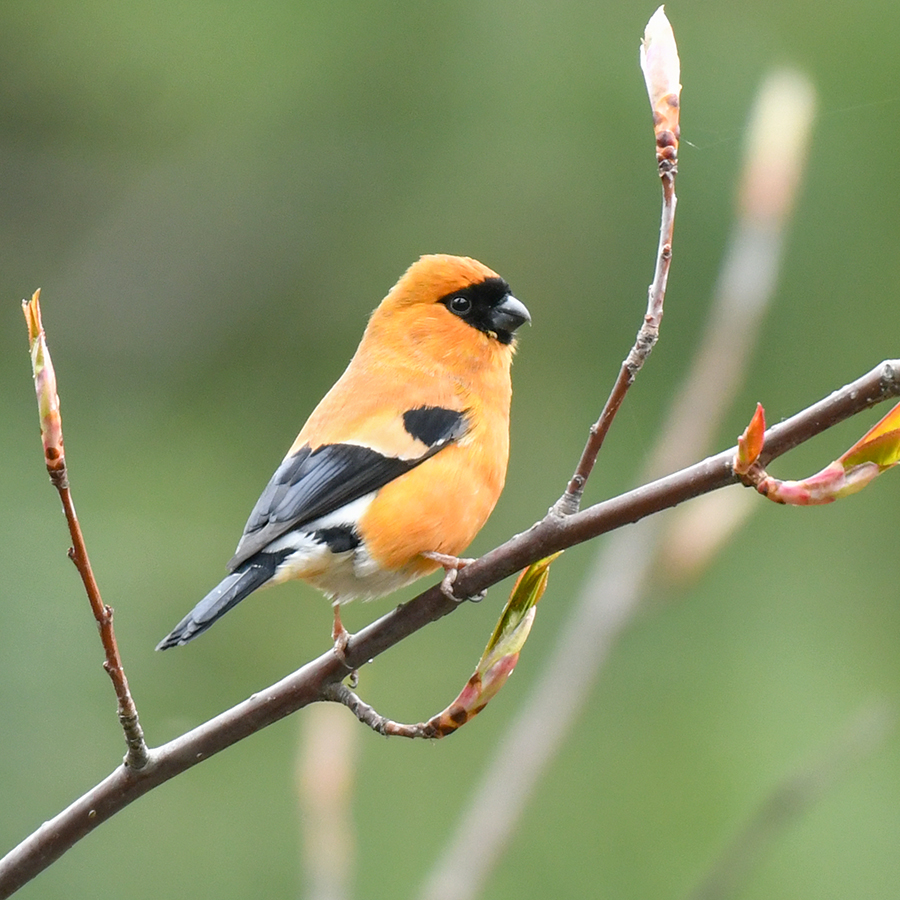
[358, 424, 509, 574]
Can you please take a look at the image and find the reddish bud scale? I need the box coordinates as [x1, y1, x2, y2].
[734, 403, 767, 475]
[737, 399, 897, 505]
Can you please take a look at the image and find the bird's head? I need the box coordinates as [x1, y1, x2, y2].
[370, 255, 531, 360]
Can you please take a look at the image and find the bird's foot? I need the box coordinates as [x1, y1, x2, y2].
[421, 551, 486, 604]
[331, 606, 358, 684]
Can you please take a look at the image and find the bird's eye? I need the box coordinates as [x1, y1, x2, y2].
[449, 295, 472, 316]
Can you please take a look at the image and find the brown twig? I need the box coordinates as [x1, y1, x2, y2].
[59, 486, 148, 768]
[22, 291, 148, 770]
[555, 9, 681, 515]
[556, 174, 677, 515]
[321, 682, 439, 738]
[1, 358, 897, 898]
[324, 556, 555, 741]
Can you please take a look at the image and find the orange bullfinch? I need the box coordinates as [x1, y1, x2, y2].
[157, 254, 530, 651]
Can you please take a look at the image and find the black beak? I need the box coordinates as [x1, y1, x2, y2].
[490, 294, 531, 344]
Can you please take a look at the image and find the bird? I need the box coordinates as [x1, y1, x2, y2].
[157, 254, 530, 651]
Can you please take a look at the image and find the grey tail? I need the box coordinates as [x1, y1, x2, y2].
[156, 555, 280, 650]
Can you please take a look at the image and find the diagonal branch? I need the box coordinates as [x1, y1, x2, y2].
[1, 357, 897, 898]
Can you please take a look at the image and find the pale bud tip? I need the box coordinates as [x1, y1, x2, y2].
[640, 6, 681, 111]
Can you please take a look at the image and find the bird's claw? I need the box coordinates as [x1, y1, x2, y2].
[331, 606, 356, 677]
[422, 552, 485, 604]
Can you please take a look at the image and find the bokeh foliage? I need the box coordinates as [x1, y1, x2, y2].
[2, 1, 899, 898]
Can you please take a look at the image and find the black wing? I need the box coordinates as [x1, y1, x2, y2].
[227, 406, 468, 569]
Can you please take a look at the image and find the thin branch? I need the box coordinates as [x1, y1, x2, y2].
[556, 8, 681, 514]
[324, 556, 554, 741]
[322, 682, 437, 738]
[57, 485, 148, 768]
[22, 291, 148, 770]
[556, 173, 677, 515]
[1, 358, 897, 898]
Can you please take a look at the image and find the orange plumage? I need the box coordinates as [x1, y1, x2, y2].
[158, 254, 529, 649]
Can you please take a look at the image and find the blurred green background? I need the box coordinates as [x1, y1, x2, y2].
[2, 1, 899, 898]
